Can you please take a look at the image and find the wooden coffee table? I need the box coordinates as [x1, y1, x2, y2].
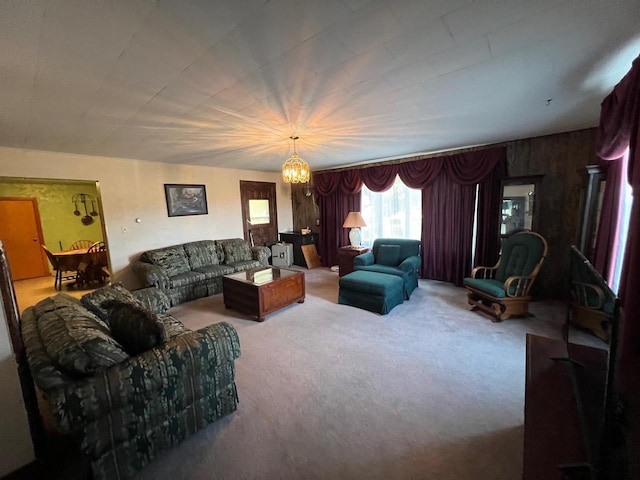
[222, 266, 305, 322]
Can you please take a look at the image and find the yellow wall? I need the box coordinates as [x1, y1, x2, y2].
[0, 181, 104, 252]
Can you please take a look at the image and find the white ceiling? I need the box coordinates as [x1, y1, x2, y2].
[1, 0, 639, 173]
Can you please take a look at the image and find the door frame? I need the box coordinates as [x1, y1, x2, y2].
[239, 181, 278, 246]
[0, 176, 111, 279]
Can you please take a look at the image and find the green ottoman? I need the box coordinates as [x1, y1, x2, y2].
[338, 270, 404, 315]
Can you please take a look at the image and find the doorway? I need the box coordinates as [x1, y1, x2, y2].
[0, 198, 50, 280]
[240, 181, 278, 246]
[0, 177, 108, 299]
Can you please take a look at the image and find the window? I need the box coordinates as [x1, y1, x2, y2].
[610, 149, 632, 292]
[248, 199, 270, 225]
[361, 176, 421, 245]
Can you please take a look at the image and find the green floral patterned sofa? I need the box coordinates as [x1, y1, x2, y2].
[132, 238, 271, 306]
[21, 284, 241, 480]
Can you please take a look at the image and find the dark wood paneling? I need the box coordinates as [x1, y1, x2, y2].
[509, 128, 599, 298]
[291, 181, 320, 234]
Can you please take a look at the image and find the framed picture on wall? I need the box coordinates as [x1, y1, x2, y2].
[164, 184, 208, 217]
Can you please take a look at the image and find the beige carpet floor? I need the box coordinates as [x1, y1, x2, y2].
[134, 267, 603, 480]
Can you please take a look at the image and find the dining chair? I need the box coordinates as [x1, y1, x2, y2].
[76, 242, 109, 287]
[69, 239, 94, 250]
[41, 245, 77, 290]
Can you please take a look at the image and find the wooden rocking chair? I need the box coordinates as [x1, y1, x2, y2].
[463, 231, 548, 321]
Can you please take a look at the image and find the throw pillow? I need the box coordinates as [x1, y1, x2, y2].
[144, 246, 191, 276]
[100, 299, 168, 356]
[38, 305, 129, 375]
[81, 283, 145, 324]
[222, 240, 252, 264]
[377, 245, 401, 266]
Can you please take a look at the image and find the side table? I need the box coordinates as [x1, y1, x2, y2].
[338, 246, 370, 277]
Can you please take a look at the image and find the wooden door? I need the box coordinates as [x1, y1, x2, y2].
[240, 181, 278, 246]
[0, 198, 50, 280]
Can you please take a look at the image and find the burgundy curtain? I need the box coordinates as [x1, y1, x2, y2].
[592, 159, 623, 281]
[422, 173, 477, 285]
[313, 146, 506, 284]
[360, 164, 398, 192]
[397, 157, 444, 188]
[595, 55, 640, 360]
[422, 147, 506, 285]
[314, 171, 361, 267]
[475, 157, 508, 267]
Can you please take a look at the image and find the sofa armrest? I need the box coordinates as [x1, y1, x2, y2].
[49, 322, 241, 433]
[398, 255, 421, 273]
[131, 287, 170, 314]
[252, 245, 271, 266]
[132, 261, 170, 290]
[354, 251, 375, 267]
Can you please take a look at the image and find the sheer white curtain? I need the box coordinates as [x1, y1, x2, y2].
[360, 175, 421, 246]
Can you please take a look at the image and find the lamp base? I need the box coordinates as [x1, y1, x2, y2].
[349, 227, 361, 248]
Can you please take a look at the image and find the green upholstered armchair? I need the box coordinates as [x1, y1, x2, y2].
[463, 231, 547, 321]
[353, 238, 421, 298]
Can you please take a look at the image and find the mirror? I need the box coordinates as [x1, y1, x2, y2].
[500, 176, 543, 237]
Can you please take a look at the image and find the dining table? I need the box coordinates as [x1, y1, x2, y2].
[53, 247, 109, 289]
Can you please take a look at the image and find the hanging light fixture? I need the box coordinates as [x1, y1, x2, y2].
[282, 136, 310, 183]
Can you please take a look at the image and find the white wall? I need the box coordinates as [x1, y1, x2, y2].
[0, 146, 293, 287]
[0, 292, 35, 476]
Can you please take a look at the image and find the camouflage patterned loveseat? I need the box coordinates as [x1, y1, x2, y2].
[133, 238, 271, 306]
[21, 284, 241, 480]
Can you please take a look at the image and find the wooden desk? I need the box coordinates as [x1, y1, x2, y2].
[337, 246, 370, 277]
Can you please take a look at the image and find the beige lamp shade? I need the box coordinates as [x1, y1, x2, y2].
[342, 212, 367, 228]
[343, 212, 366, 247]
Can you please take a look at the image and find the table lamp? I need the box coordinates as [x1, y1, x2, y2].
[343, 212, 367, 248]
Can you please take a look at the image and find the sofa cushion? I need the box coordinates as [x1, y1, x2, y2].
[145, 246, 191, 276]
[193, 264, 234, 279]
[38, 305, 129, 375]
[221, 240, 253, 264]
[81, 283, 146, 324]
[184, 240, 220, 269]
[377, 245, 401, 266]
[101, 300, 168, 356]
[168, 271, 207, 288]
[463, 278, 507, 298]
[229, 259, 260, 272]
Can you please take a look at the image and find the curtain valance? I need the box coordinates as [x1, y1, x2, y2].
[314, 147, 506, 196]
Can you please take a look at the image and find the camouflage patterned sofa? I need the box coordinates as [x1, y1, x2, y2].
[21, 284, 241, 480]
[132, 238, 271, 306]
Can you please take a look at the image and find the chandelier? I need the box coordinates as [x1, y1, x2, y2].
[282, 136, 310, 183]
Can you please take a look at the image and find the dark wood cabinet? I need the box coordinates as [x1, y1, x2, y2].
[338, 246, 370, 277]
[279, 231, 318, 267]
